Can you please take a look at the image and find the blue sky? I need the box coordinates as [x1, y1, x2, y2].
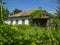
[2, 0, 58, 13]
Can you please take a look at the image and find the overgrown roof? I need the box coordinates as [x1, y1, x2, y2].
[6, 10, 55, 18]
[30, 10, 56, 19]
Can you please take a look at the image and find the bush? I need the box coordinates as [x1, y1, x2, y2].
[0, 24, 60, 45]
[0, 24, 20, 45]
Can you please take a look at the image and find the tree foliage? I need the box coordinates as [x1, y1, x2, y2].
[56, 0, 60, 19]
[0, 6, 9, 17]
[10, 9, 22, 15]
[0, 0, 9, 24]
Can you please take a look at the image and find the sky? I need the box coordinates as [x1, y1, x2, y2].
[2, 0, 58, 13]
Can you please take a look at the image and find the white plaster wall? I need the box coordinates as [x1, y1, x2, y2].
[4, 21, 8, 24]
[4, 17, 30, 25]
[12, 20, 16, 25]
[8, 21, 11, 24]
[25, 19, 29, 25]
[18, 20, 22, 25]
[5, 20, 11, 24]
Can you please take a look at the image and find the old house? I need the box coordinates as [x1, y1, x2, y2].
[4, 10, 34, 25]
[4, 10, 53, 27]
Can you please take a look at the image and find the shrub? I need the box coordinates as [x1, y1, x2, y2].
[0, 24, 60, 45]
[0, 24, 20, 45]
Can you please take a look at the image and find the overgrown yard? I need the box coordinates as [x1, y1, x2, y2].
[0, 24, 60, 45]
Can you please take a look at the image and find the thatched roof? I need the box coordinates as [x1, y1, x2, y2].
[8, 10, 35, 18]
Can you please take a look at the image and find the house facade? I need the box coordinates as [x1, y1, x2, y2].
[5, 17, 30, 25]
[4, 10, 34, 25]
[4, 10, 53, 27]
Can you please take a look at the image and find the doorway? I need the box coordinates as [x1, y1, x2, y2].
[40, 19, 48, 27]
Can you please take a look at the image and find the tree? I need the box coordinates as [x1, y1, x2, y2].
[0, 0, 9, 24]
[56, 0, 60, 20]
[56, 7, 60, 19]
[0, 7, 9, 17]
[3, 8, 9, 17]
[10, 9, 22, 15]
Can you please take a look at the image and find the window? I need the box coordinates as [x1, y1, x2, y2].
[22, 19, 25, 24]
[11, 20, 13, 24]
[16, 20, 18, 25]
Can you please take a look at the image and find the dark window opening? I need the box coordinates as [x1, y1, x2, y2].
[22, 19, 25, 24]
[16, 20, 18, 25]
[11, 20, 13, 24]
